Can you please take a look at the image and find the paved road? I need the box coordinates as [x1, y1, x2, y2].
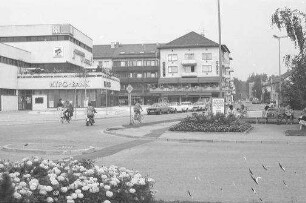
[0, 112, 190, 161]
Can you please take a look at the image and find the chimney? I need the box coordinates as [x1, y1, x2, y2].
[111, 42, 116, 48]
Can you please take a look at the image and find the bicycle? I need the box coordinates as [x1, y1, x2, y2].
[131, 112, 144, 124]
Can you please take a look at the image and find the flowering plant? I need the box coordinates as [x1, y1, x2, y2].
[0, 157, 155, 203]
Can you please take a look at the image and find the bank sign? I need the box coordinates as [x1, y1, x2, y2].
[212, 98, 225, 115]
[49, 80, 89, 88]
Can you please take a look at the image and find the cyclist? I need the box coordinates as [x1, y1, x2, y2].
[133, 100, 143, 122]
[86, 102, 97, 123]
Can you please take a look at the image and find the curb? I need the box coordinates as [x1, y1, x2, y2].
[1, 144, 96, 155]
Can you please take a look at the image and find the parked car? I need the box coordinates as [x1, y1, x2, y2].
[192, 102, 207, 112]
[169, 102, 184, 113]
[147, 103, 172, 115]
[180, 102, 193, 112]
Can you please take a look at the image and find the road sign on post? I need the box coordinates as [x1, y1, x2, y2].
[126, 84, 133, 125]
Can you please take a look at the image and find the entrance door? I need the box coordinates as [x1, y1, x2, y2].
[18, 90, 33, 110]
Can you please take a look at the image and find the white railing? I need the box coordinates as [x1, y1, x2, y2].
[149, 86, 219, 92]
[17, 72, 120, 82]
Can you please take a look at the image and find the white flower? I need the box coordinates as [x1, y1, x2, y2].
[53, 190, 59, 196]
[0, 164, 4, 169]
[13, 192, 21, 199]
[66, 196, 73, 200]
[30, 185, 37, 190]
[106, 191, 113, 197]
[71, 193, 77, 199]
[147, 178, 155, 183]
[129, 188, 136, 194]
[67, 199, 75, 203]
[104, 185, 110, 190]
[51, 180, 59, 185]
[26, 161, 33, 166]
[139, 178, 146, 185]
[103, 201, 111, 203]
[57, 176, 65, 181]
[46, 197, 54, 203]
[61, 187, 68, 193]
[81, 186, 89, 191]
[13, 177, 20, 182]
[75, 189, 81, 194]
[46, 186, 53, 192]
[39, 189, 47, 195]
[19, 189, 27, 195]
[19, 181, 27, 187]
[101, 175, 107, 179]
[77, 193, 84, 198]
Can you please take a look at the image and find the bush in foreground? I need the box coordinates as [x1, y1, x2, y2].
[169, 113, 251, 132]
[0, 157, 155, 203]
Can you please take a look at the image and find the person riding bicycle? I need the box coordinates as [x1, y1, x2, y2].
[133, 101, 143, 118]
[86, 102, 97, 122]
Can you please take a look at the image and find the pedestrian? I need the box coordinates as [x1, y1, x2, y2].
[68, 101, 74, 118]
[226, 104, 236, 117]
[285, 105, 294, 124]
[56, 98, 64, 110]
[263, 103, 270, 123]
[298, 108, 306, 130]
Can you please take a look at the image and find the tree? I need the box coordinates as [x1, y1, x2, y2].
[246, 73, 268, 101]
[272, 8, 306, 109]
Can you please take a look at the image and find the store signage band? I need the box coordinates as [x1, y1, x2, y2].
[49, 80, 89, 88]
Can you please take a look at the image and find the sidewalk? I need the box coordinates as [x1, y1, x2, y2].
[105, 121, 306, 144]
[0, 106, 139, 125]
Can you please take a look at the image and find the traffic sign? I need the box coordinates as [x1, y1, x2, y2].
[126, 84, 133, 93]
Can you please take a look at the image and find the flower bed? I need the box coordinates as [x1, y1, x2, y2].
[169, 113, 251, 132]
[0, 157, 155, 203]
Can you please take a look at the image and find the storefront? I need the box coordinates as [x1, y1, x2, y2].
[17, 73, 120, 109]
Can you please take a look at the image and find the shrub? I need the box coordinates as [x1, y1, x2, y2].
[0, 157, 155, 203]
[169, 113, 251, 132]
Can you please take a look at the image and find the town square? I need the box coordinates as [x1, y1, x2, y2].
[1, 0, 306, 202]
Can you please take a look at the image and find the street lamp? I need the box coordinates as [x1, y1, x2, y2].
[273, 34, 288, 107]
[217, 0, 223, 98]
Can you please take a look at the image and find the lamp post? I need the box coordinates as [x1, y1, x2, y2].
[273, 35, 287, 107]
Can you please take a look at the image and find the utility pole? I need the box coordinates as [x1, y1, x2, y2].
[218, 0, 223, 98]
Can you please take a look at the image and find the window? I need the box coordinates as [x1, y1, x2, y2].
[137, 60, 142, 66]
[185, 66, 195, 73]
[136, 73, 142, 78]
[184, 53, 194, 60]
[202, 53, 212, 60]
[120, 61, 126, 67]
[35, 97, 44, 104]
[151, 60, 156, 66]
[103, 61, 110, 67]
[98, 61, 103, 67]
[151, 72, 157, 78]
[168, 66, 178, 73]
[129, 73, 133, 78]
[202, 65, 212, 72]
[168, 54, 178, 62]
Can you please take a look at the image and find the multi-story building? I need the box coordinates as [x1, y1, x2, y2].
[155, 31, 234, 104]
[0, 24, 120, 111]
[93, 43, 160, 105]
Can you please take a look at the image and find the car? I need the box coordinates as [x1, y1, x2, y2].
[147, 103, 172, 115]
[169, 102, 184, 113]
[180, 101, 193, 112]
[192, 102, 207, 112]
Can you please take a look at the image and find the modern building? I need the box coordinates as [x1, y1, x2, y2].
[93, 43, 160, 105]
[0, 24, 120, 111]
[155, 31, 234, 104]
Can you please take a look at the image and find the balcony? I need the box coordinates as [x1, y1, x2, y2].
[149, 86, 219, 93]
[181, 72, 198, 77]
[181, 59, 197, 66]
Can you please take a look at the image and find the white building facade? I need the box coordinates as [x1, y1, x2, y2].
[155, 32, 234, 104]
[0, 24, 120, 111]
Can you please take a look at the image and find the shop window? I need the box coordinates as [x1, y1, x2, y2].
[162, 62, 166, 77]
[35, 97, 44, 104]
[137, 60, 142, 66]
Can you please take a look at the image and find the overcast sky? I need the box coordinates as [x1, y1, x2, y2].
[1, 0, 305, 80]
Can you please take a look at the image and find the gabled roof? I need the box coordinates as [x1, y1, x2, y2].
[93, 43, 163, 59]
[159, 31, 219, 49]
[93, 45, 115, 59]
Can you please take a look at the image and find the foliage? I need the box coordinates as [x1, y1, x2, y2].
[246, 73, 268, 100]
[0, 157, 155, 203]
[169, 113, 251, 132]
[233, 77, 247, 101]
[262, 88, 271, 104]
[272, 8, 306, 109]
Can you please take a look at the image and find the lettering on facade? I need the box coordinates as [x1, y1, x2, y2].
[49, 80, 89, 88]
[52, 24, 74, 35]
[104, 81, 111, 88]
